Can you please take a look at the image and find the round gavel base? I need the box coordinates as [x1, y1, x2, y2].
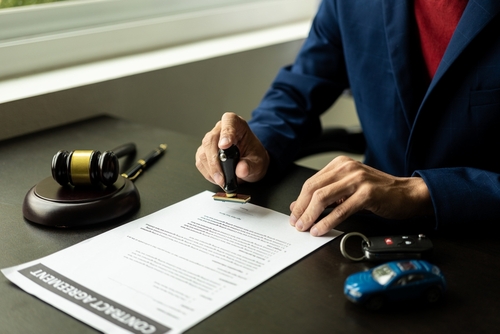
[23, 177, 140, 228]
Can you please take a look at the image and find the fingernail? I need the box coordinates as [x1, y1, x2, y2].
[310, 226, 319, 237]
[219, 137, 230, 147]
[290, 214, 297, 226]
[213, 172, 223, 186]
[296, 219, 303, 231]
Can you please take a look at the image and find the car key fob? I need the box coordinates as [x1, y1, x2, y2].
[218, 145, 239, 196]
[340, 232, 433, 262]
[363, 234, 433, 261]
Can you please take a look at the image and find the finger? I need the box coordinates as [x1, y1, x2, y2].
[289, 198, 343, 226]
[310, 195, 361, 236]
[200, 122, 225, 187]
[195, 146, 213, 182]
[234, 158, 261, 184]
[235, 151, 270, 183]
[219, 112, 247, 149]
[293, 186, 335, 232]
[290, 156, 360, 228]
[290, 173, 336, 229]
[212, 112, 270, 184]
[294, 180, 355, 232]
[289, 201, 297, 226]
[196, 142, 225, 187]
[235, 159, 250, 179]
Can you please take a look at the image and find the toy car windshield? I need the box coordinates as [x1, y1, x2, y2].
[397, 261, 416, 271]
[372, 264, 396, 285]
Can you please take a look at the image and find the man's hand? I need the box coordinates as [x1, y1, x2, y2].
[289, 156, 434, 236]
[195, 112, 270, 188]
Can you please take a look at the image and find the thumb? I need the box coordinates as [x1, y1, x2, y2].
[219, 112, 247, 149]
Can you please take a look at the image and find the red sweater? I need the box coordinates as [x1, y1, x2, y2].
[414, 0, 469, 79]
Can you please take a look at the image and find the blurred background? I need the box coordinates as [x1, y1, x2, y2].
[1, 0, 65, 8]
[0, 0, 360, 170]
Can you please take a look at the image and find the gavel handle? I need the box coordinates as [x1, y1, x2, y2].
[110, 143, 137, 159]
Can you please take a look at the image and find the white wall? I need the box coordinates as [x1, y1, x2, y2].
[0, 39, 304, 141]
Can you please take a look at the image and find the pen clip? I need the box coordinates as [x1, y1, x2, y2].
[121, 169, 142, 181]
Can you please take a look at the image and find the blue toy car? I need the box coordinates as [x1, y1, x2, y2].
[344, 260, 446, 310]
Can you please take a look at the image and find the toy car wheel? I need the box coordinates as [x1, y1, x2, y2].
[364, 295, 384, 311]
[424, 287, 442, 304]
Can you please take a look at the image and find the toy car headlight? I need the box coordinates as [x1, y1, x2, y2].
[431, 266, 441, 275]
[347, 287, 362, 298]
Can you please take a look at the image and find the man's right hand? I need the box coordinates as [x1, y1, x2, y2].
[195, 112, 270, 189]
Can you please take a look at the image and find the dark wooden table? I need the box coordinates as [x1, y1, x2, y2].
[1, 116, 499, 333]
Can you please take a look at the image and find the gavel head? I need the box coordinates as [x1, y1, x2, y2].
[51, 150, 119, 187]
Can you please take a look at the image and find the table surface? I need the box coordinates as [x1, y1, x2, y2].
[1, 116, 499, 334]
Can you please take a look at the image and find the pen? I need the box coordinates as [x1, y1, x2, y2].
[121, 144, 167, 180]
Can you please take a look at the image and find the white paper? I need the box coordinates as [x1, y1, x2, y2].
[2, 191, 341, 334]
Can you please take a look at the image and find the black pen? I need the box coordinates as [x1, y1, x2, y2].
[121, 144, 167, 180]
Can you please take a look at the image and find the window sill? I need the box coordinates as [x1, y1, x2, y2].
[0, 20, 310, 105]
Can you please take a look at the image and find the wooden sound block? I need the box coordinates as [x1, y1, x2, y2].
[23, 176, 140, 228]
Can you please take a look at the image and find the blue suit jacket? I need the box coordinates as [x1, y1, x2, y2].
[248, 0, 500, 230]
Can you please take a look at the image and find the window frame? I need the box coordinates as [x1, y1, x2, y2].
[0, 0, 318, 80]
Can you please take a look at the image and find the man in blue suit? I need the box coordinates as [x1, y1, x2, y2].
[196, 0, 500, 236]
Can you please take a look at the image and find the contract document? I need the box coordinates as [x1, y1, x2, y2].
[2, 191, 342, 334]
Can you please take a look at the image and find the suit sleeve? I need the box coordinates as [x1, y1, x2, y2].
[415, 167, 500, 230]
[248, 0, 349, 172]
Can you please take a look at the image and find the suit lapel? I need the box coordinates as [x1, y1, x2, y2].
[426, 0, 500, 95]
[382, 0, 428, 129]
[405, 0, 500, 173]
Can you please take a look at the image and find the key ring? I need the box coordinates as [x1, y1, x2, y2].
[340, 232, 371, 261]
